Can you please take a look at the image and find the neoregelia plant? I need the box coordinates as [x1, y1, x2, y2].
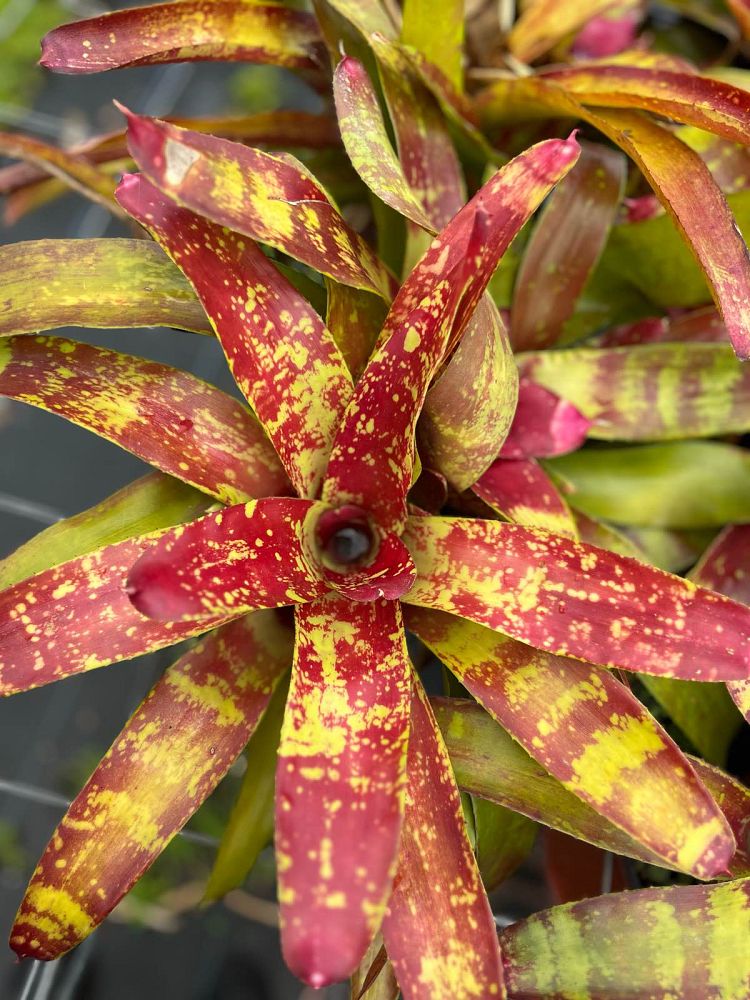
[2, 1, 750, 997]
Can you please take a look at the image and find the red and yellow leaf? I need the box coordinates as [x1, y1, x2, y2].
[40, 0, 327, 85]
[322, 136, 580, 533]
[0, 532, 225, 696]
[511, 141, 626, 351]
[0, 335, 287, 505]
[0, 239, 210, 337]
[519, 342, 750, 441]
[409, 609, 732, 879]
[500, 879, 750, 999]
[420, 297, 517, 491]
[500, 378, 590, 460]
[276, 596, 412, 986]
[435, 697, 750, 879]
[121, 109, 394, 298]
[369, 34, 466, 230]
[118, 173, 352, 498]
[381, 677, 505, 1000]
[402, 515, 750, 680]
[10, 612, 290, 960]
[474, 459, 578, 539]
[125, 499, 327, 622]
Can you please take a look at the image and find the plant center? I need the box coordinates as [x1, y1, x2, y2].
[315, 505, 376, 569]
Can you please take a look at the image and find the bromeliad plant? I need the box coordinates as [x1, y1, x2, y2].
[4, 0, 750, 997]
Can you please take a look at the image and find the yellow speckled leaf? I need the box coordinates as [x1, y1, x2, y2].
[0, 239, 211, 337]
[11, 612, 290, 960]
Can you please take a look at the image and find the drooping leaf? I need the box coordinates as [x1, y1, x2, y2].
[0, 239, 211, 337]
[0, 130, 121, 215]
[478, 79, 750, 359]
[499, 878, 750, 999]
[511, 141, 626, 351]
[0, 335, 287, 505]
[507, 0, 617, 62]
[322, 136, 581, 533]
[10, 612, 290, 960]
[435, 697, 750, 879]
[519, 342, 750, 441]
[333, 55, 432, 229]
[420, 297, 517, 491]
[409, 609, 733, 878]
[40, 1, 327, 86]
[125, 499, 327, 622]
[204, 671, 290, 902]
[276, 596, 412, 987]
[500, 379, 590, 460]
[402, 515, 750, 680]
[0, 532, 226, 696]
[381, 677, 505, 1000]
[474, 458, 578, 539]
[545, 63, 750, 148]
[117, 173, 352, 499]
[547, 441, 750, 528]
[120, 109, 395, 298]
[0, 473, 211, 591]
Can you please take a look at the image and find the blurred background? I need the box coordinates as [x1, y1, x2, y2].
[0, 3, 554, 996]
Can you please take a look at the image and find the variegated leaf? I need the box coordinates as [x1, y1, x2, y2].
[0, 239, 210, 337]
[381, 676, 505, 1000]
[402, 515, 750, 680]
[117, 173, 352, 499]
[11, 612, 290, 959]
[409, 610, 733, 878]
[0, 335, 287, 505]
[277, 596, 412, 986]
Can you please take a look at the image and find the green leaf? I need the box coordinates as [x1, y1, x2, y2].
[203, 673, 289, 901]
[401, 0, 464, 92]
[546, 441, 750, 528]
[500, 878, 750, 999]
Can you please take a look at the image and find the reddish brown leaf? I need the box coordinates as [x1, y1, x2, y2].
[125, 499, 328, 622]
[409, 609, 733, 879]
[474, 458, 578, 539]
[40, 1, 327, 86]
[0, 533, 225, 696]
[121, 109, 395, 297]
[511, 141, 625, 351]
